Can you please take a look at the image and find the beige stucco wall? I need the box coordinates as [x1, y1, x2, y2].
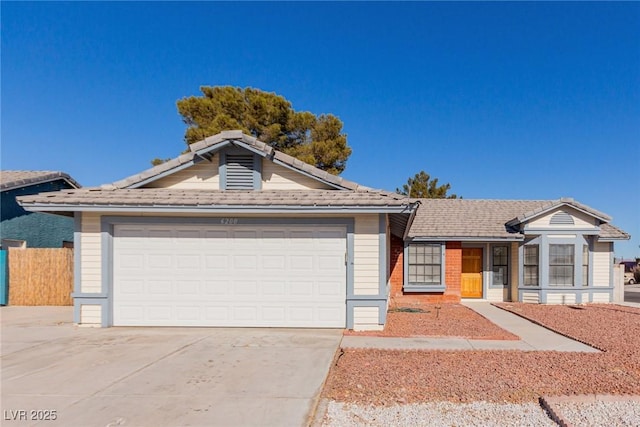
[261, 160, 333, 190]
[146, 154, 220, 189]
[80, 212, 102, 294]
[353, 214, 380, 296]
[353, 306, 382, 331]
[79, 304, 102, 326]
[143, 155, 332, 190]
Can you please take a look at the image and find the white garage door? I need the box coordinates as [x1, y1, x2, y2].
[113, 223, 347, 327]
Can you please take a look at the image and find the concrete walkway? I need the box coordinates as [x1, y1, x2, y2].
[341, 302, 599, 352]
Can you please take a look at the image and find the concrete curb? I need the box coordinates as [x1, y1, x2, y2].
[540, 395, 640, 427]
[306, 339, 344, 427]
[308, 398, 330, 427]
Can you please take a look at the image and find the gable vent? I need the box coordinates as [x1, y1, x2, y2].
[225, 154, 255, 189]
[550, 211, 574, 225]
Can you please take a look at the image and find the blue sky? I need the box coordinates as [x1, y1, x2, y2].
[2, 2, 639, 258]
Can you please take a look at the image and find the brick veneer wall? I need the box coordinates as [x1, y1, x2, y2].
[389, 235, 462, 307]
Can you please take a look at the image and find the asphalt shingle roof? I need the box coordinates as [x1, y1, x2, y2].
[408, 198, 629, 241]
[0, 170, 80, 192]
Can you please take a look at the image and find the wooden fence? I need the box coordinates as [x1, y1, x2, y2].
[8, 248, 73, 306]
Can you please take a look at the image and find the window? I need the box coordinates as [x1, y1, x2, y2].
[492, 246, 508, 286]
[582, 245, 589, 287]
[523, 245, 539, 286]
[549, 244, 574, 286]
[408, 244, 442, 285]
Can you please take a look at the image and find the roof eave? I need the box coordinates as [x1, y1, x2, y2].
[1, 175, 81, 192]
[408, 235, 524, 242]
[19, 204, 411, 214]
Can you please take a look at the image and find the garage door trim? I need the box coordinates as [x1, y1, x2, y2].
[99, 216, 355, 327]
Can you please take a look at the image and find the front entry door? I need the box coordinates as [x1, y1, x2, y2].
[461, 248, 483, 298]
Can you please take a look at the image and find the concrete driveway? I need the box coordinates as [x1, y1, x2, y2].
[1, 307, 342, 427]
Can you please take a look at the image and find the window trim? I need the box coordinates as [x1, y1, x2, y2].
[403, 242, 446, 292]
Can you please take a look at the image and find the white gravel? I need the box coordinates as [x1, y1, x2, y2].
[555, 401, 640, 427]
[323, 400, 557, 427]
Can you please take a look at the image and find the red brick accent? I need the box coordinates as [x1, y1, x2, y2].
[388, 237, 462, 307]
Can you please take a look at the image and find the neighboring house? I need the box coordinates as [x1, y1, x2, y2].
[17, 131, 630, 330]
[1, 171, 81, 248]
[390, 199, 630, 308]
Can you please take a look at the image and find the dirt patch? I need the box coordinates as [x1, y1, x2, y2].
[345, 304, 519, 340]
[323, 304, 640, 404]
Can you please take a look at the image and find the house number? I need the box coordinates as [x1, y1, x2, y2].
[220, 218, 239, 225]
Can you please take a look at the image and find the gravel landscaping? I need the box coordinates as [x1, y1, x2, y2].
[553, 401, 640, 426]
[345, 304, 518, 340]
[323, 401, 557, 427]
[323, 303, 640, 405]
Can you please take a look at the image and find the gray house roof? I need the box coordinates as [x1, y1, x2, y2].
[107, 130, 373, 192]
[407, 198, 629, 241]
[17, 189, 412, 213]
[16, 131, 413, 214]
[0, 170, 80, 192]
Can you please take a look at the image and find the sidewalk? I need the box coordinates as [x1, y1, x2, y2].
[340, 302, 599, 352]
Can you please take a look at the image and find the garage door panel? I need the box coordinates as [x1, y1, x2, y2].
[234, 280, 258, 295]
[263, 306, 286, 321]
[290, 255, 314, 271]
[203, 280, 230, 295]
[148, 306, 172, 321]
[234, 255, 258, 269]
[113, 224, 347, 327]
[176, 306, 200, 321]
[177, 255, 200, 269]
[204, 306, 229, 321]
[204, 255, 229, 269]
[290, 281, 313, 296]
[319, 255, 343, 270]
[262, 281, 285, 295]
[262, 255, 285, 269]
[318, 280, 343, 296]
[290, 306, 313, 322]
[148, 280, 172, 295]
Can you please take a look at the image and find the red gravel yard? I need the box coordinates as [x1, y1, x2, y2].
[345, 304, 518, 340]
[323, 304, 640, 404]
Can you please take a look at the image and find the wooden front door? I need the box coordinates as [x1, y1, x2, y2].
[461, 248, 483, 298]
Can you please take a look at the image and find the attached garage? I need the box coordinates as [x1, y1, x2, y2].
[18, 131, 414, 330]
[113, 223, 347, 327]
